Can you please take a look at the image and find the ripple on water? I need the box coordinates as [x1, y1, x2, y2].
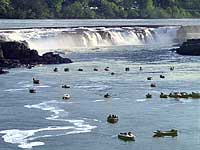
[0, 100, 97, 149]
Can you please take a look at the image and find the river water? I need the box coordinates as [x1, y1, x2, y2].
[0, 19, 200, 150]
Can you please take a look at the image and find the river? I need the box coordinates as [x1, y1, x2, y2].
[0, 19, 200, 150]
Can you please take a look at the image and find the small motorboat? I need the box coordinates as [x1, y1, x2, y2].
[118, 132, 135, 141]
[150, 83, 156, 87]
[104, 93, 111, 98]
[104, 67, 109, 71]
[107, 115, 119, 124]
[63, 94, 71, 100]
[125, 67, 130, 71]
[33, 78, 40, 84]
[146, 93, 152, 98]
[190, 92, 200, 99]
[62, 85, 70, 88]
[160, 93, 168, 98]
[170, 66, 174, 71]
[94, 68, 98, 71]
[153, 129, 178, 137]
[169, 92, 188, 99]
[78, 68, 83, 71]
[160, 75, 165, 79]
[111, 72, 115, 75]
[54, 68, 58, 72]
[147, 77, 152, 80]
[64, 68, 69, 72]
[29, 88, 36, 93]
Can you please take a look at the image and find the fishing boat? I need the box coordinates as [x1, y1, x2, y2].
[29, 89, 36, 93]
[118, 132, 135, 141]
[62, 85, 70, 88]
[63, 94, 71, 100]
[104, 93, 111, 98]
[146, 93, 152, 98]
[33, 78, 40, 84]
[153, 129, 178, 137]
[107, 115, 118, 124]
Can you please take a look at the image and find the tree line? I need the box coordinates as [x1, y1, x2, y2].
[0, 0, 200, 19]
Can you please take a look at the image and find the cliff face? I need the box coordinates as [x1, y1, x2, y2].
[0, 41, 72, 68]
[175, 39, 200, 56]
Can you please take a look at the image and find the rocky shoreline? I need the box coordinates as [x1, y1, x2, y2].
[175, 39, 200, 56]
[0, 41, 72, 73]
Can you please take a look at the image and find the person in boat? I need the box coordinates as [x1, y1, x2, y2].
[33, 78, 40, 84]
[150, 83, 156, 87]
[146, 93, 152, 98]
[94, 68, 98, 71]
[128, 132, 132, 136]
[63, 94, 70, 100]
[160, 75, 165, 79]
[170, 67, 174, 71]
[64, 68, 69, 72]
[125, 67, 130, 71]
[104, 93, 111, 98]
[62, 85, 70, 88]
[160, 92, 168, 98]
[54, 68, 58, 72]
[147, 77, 152, 80]
[105, 67, 109, 71]
[29, 89, 36, 93]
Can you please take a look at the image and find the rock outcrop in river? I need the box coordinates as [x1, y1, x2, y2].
[175, 39, 200, 56]
[0, 41, 72, 68]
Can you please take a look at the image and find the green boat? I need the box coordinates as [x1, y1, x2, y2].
[160, 93, 168, 98]
[153, 129, 178, 137]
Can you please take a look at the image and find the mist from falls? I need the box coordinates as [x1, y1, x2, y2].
[0, 26, 179, 54]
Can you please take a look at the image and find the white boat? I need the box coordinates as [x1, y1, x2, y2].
[63, 94, 71, 100]
[118, 132, 135, 141]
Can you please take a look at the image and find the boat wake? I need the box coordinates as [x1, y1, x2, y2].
[0, 100, 97, 149]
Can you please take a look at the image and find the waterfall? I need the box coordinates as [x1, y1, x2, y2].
[0, 26, 179, 54]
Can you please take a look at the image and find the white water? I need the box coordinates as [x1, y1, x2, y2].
[0, 100, 97, 149]
[0, 26, 179, 54]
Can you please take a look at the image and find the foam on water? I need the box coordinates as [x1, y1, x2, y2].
[136, 99, 148, 102]
[0, 100, 97, 149]
[21, 84, 51, 88]
[75, 84, 112, 91]
[4, 88, 28, 92]
[92, 99, 105, 102]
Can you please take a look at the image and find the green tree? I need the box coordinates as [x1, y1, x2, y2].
[0, 0, 12, 18]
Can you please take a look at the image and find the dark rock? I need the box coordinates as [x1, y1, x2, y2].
[0, 41, 72, 69]
[42, 52, 72, 64]
[175, 39, 200, 56]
